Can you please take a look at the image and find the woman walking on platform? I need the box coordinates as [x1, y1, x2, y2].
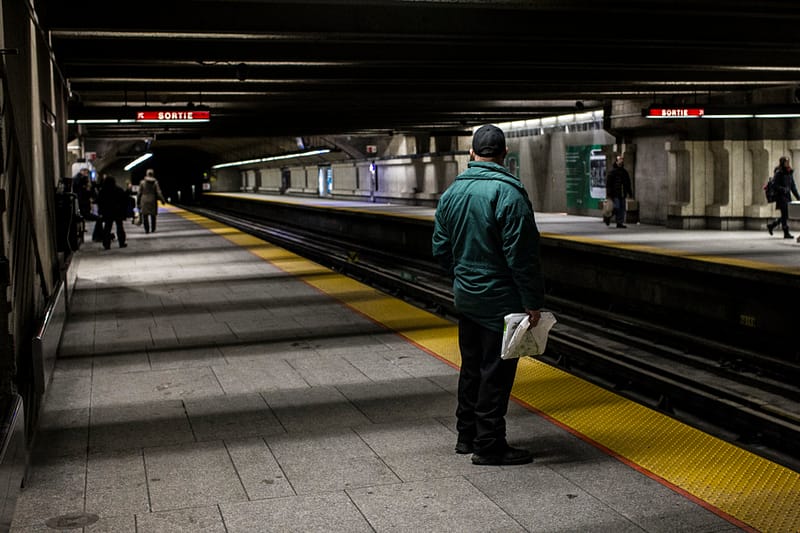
[766, 156, 800, 239]
[137, 168, 166, 234]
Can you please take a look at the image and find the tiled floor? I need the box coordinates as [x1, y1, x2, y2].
[10, 209, 743, 532]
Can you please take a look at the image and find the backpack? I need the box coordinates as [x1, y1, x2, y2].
[764, 176, 778, 203]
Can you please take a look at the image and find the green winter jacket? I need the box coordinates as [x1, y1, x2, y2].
[432, 161, 545, 332]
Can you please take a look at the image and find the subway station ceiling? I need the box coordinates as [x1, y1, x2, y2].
[32, 0, 800, 167]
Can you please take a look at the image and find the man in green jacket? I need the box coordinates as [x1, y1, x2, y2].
[432, 124, 545, 466]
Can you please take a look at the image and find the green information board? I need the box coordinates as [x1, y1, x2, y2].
[566, 145, 606, 210]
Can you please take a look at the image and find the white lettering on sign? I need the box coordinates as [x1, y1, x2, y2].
[135, 110, 211, 122]
[647, 107, 704, 118]
[158, 111, 193, 120]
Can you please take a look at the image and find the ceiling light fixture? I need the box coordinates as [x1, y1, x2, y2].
[212, 149, 331, 169]
[124, 152, 153, 171]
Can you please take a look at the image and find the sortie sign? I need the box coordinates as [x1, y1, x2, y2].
[645, 108, 704, 118]
[136, 110, 211, 122]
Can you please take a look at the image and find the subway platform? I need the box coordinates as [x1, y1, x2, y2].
[10, 206, 798, 532]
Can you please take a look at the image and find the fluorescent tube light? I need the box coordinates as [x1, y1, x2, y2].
[124, 152, 153, 171]
[67, 119, 137, 124]
[212, 148, 331, 169]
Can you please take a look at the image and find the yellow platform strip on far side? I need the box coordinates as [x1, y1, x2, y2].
[544, 232, 800, 276]
[178, 207, 800, 533]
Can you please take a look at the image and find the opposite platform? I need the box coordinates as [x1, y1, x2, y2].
[10, 207, 797, 532]
[207, 192, 800, 273]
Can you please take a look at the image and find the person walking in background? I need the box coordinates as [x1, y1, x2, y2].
[432, 124, 545, 466]
[766, 156, 800, 239]
[90, 173, 107, 242]
[72, 167, 93, 221]
[124, 180, 137, 224]
[137, 168, 166, 234]
[96, 176, 128, 249]
[605, 155, 633, 228]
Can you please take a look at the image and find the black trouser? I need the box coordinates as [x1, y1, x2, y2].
[142, 213, 156, 233]
[102, 218, 126, 248]
[770, 201, 790, 232]
[612, 196, 627, 224]
[456, 316, 520, 455]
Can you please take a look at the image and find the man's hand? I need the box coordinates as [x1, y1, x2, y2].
[525, 308, 541, 328]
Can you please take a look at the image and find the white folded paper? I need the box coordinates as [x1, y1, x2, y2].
[501, 311, 557, 360]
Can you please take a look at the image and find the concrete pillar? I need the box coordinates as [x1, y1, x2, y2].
[666, 140, 712, 228]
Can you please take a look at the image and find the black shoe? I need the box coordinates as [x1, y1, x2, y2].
[785, 233, 794, 239]
[455, 441, 474, 454]
[616, 223, 627, 228]
[603, 216, 611, 226]
[119, 243, 128, 248]
[471, 446, 532, 466]
[767, 223, 774, 236]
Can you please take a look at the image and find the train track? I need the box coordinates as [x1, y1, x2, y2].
[186, 205, 800, 471]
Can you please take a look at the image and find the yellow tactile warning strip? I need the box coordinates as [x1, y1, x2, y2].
[544, 232, 800, 276]
[177, 207, 800, 533]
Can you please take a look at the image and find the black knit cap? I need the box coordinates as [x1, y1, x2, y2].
[472, 124, 506, 157]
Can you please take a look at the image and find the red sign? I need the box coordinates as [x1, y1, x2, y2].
[646, 108, 704, 118]
[136, 110, 210, 122]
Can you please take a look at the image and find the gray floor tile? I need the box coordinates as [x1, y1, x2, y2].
[347, 477, 526, 533]
[354, 419, 457, 456]
[226, 437, 295, 500]
[85, 515, 136, 532]
[91, 351, 151, 375]
[338, 377, 455, 423]
[287, 355, 371, 386]
[262, 385, 370, 432]
[10, 454, 86, 529]
[221, 492, 374, 533]
[184, 393, 284, 441]
[144, 440, 248, 511]
[212, 360, 309, 394]
[52, 356, 93, 379]
[41, 376, 91, 411]
[554, 458, 738, 532]
[467, 467, 645, 532]
[148, 345, 226, 370]
[147, 325, 180, 348]
[219, 340, 317, 364]
[339, 351, 414, 381]
[170, 320, 237, 346]
[267, 428, 400, 493]
[90, 400, 194, 452]
[135, 505, 226, 533]
[91, 367, 224, 406]
[85, 449, 149, 516]
[30, 406, 89, 459]
[281, 453, 400, 494]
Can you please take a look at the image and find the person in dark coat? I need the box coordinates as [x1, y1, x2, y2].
[766, 156, 800, 239]
[605, 155, 633, 228]
[432, 124, 545, 466]
[96, 176, 129, 249]
[137, 168, 166, 234]
[72, 167, 93, 220]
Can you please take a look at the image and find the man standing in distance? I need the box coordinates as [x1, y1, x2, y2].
[605, 155, 633, 228]
[432, 124, 545, 466]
